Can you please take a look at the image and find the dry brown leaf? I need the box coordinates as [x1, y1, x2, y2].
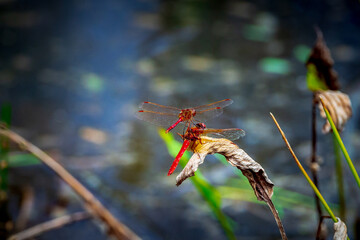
[333, 218, 347, 240]
[175, 136, 287, 239]
[316, 90, 352, 133]
[175, 136, 274, 201]
[306, 29, 340, 90]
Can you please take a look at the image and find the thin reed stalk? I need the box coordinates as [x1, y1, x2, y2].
[333, 134, 346, 220]
[0, 128, 140, 240]
[319, 97, 360, 189]
[310, 93, 323, 221]
[270, 113, 337, 222]
[8, 212, 91, 240]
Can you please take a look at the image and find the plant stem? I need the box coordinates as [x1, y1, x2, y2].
[333, 134, 346, 220]
[0, 128, 140, 240]
[0, 104, 11, 196]
[0, 104, 12, 239]
[8, 211, 91, 240]
[310, 93, 323, 221]
[319, 97, 360, 189]
[270, 113, 338, 222]
[253, 173, 287, 240]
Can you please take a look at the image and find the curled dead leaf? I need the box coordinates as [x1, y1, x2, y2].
[175, 136, 288, 239]
[175, 137, 274, 202]
[316, 90, 352, 133]
[306, 29, 340, 90]
[333, 218, 347, 240]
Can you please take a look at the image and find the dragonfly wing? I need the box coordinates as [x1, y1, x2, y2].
[135, 110, 180, 127]
[194, 107, 223, 123]
[193, 99, 233, 122]
[204, 128, 245, 141]
[139, 102, 180, 114]
[136, 102, 181, 127]
[193, 99, 233, 111]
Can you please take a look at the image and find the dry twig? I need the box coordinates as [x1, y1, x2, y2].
[15, 186, 34, 231]
[8, 211, 91, 240]
[311, 92, 323, 223]
[305, 29, 341, 236]
[0, 129, 140, 240]
[270, 113, 350, 240]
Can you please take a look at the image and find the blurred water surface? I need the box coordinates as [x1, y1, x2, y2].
[1, 0, 360, 239]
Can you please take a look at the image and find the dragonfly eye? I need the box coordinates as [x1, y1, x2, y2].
[196, 123, 206, 129]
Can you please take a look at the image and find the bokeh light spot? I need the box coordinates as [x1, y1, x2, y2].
[259, 57, 291, 74]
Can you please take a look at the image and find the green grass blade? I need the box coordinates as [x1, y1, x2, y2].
[0, 104, 11, 195]
[158, 129, 236, 240]
[270, 113, 338, 223]
[213, 155, 324, 215]
[333, 134, 346, 220]
[320, 98, 360, 189]
[218, 184, 338, 213]
[8, 153, 41, 167]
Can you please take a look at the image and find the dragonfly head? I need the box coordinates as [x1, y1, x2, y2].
[195, 123, 206, 129]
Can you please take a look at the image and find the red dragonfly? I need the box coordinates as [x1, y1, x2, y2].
[136, 99, 233, 133]
[168, 123, 245, 176]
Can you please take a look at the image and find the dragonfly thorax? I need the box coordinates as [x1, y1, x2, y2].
[179, 108, 196, 120]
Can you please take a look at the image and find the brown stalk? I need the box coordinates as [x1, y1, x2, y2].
[311, 93, 323, 226]
[15, 186, 34, 231]
[0, 129, 140, 240]
[306, 30, 352, 238]
[316, 216, 331, 240]
[270, 113, 349, 239]
[8, 211, 91, 240]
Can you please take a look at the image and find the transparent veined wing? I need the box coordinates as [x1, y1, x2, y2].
[202, 128, 245, 141]
[136, 102, 180, 127]
[193, 99, 233, 111]
[139, 102, 180, 114]
[136, 99, 233, 128]
[193, 99, 233, 122]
